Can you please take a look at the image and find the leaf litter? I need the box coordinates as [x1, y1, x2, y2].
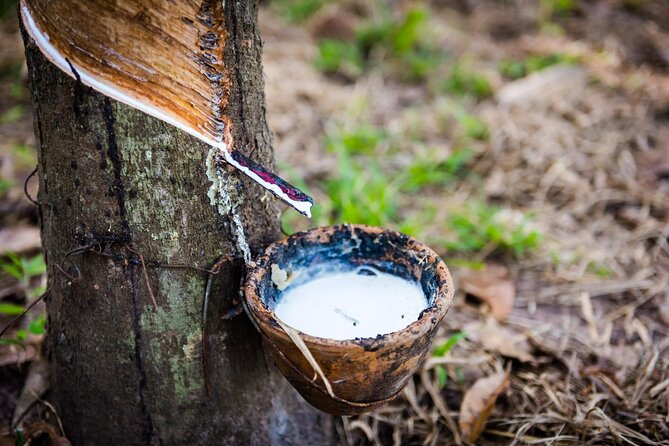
[459, 371, 510, 443]
[263, 1, 669, 444]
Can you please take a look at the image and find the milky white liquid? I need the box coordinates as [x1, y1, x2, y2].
[274, 267, 427, 340]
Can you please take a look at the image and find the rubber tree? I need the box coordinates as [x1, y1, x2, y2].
[20, 1, 332, 444]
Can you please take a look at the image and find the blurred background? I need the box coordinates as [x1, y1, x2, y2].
[1, 0, 668, 444]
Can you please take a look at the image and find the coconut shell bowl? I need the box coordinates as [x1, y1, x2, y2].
[243, 224, 454, 415]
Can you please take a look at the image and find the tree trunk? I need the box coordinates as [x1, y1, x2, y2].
[22, 3, 333, 445]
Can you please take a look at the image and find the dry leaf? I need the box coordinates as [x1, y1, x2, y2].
[0, 226, 41, 255]
[459, 371, 510, 443]
[463, 320, 535, 363]
[459, 264, 515, 321]
[479, 324, 534, 363]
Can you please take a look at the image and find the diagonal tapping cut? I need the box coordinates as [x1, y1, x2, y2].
[19, 0, 313, 217]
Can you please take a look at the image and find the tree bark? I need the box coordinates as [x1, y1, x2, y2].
[22, 2, 333, 445]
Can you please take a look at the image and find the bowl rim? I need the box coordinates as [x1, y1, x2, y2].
[244, 224, 454, 348]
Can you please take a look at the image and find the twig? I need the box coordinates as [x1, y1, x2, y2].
[420, 369, 461, 445]
[126, 246, 157, 310]
[23, 166, 39, 205]
[201, 256, 232, 397]
[54, 263, 78, 283]
[0, 288, 50, 338]
[60, 243, 97, 282]
[32, 394, 65, 437]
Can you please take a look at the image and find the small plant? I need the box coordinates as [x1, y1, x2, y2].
[0, 253, 47, 345]
[0, 178, 12, 198]
[325, 124, 385, 155]
[586, 261, 614, 278]
[10, 80, 27, 100]
[0, 302, 25, 315]
[400, 148, 474, 192]
[324, 148, 398, 226]
[288, 124, 400, 227]
[1, 253, 46, 298]
[314, 39, 364, 78]
[355, 8, 428, 58]
[498, 53, 578, 80]
[442, 65, 492, 100]
[432, 331, 466, 389]
[271, 0, 326, 23]
[540, 0, 578, 17]
[315, 7, 443, 82]
[442, 203, 540, 256]
[398, 205, 437, 238]
[0, 105, 24, 124]
[10, 143, 37, 169]
[443, 102, 489, 141]
[401, 49, 442, 82]
[433, 331, 466, 357]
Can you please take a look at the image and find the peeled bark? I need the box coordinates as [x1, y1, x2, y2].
[20, 0, 313, 217]
[22, 2, 333, 445]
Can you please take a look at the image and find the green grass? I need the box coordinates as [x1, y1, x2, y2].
[441, 102, 489, 141]
[271, 0, 326, 23]
[325, 124, 386, 155]
[321, 125, 475, 227]
[9, 143, 36, 169]
[587, 261, 614, 278]
[459, 115, 488, 140]
[355, 8, 429, 57]
[314, 39, 364, 78]
[400, 148, 474, 192]
[442, 65, 493, 100]
[433, 331, 466, 357]
[442, 203, 540, 256]
[0, 178, 12, 198]
[324, 147, 398, 227]
[0, 253, 47, 346]
[315, 7, 443, 82]
[499, 53, 579, 80]
[10, 81, 27, 100]
[1, 253, 46, 298]
[432, 331, 467, 389]
[541, 0, 578, 17]
[0, 302, 24, 315]
[281, 120, 539, 259]
[0, 105, 24, 124]
[319, 124, 398, 226]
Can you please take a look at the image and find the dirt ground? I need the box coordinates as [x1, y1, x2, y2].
[1, 0, 669, 445]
